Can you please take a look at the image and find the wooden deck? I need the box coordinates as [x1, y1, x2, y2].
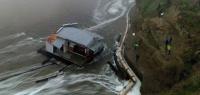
[38, 46, 104, 66]
[57, 51, 87, 65]
[38, 48, 81, 66]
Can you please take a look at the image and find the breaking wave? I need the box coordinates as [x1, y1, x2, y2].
[64, 73, 122, 93]
[14, 73, 123, 95]
[14, 75, 67, 95]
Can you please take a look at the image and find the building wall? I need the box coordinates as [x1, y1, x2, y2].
[46, 41, 53, 53]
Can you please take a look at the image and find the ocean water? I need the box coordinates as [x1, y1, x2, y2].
[0, 0, 139, 95]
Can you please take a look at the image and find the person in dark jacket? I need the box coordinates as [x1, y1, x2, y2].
[165, 36, 172, 55]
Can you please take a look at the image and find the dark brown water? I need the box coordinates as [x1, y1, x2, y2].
[0, 0, 136, 95]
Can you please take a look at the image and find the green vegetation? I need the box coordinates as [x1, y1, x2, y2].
[162, 71, 200, 95]
[125, 0, 200, 95]
[137, 0, 171, 17]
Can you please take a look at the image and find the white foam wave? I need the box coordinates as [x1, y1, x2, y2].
[0, 37, 42, 54]
[89, 0, 126, 30]
[107, 0, 123, 15]
[0, 74, 26, 89]
[0, 32, 26, 41]
[0, 63, 41, 78]
[15, 75, 66, 95]
[88, 0, 135, 30]
[127, 78, 141, 95]
[64, 74, 123, 93]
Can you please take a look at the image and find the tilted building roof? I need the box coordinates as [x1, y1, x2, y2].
[56, 27, 103, 50]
